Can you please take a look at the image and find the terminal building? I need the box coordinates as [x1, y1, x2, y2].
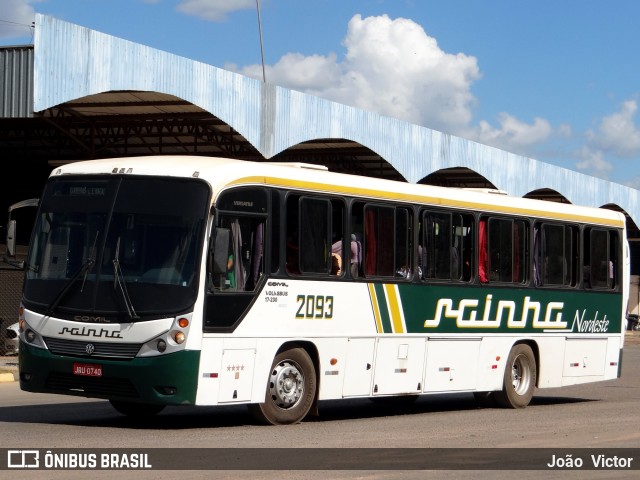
[1, 14, 640, 340]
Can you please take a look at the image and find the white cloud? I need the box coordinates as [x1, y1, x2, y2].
[229, 13, 571, 159]
[586, 99, 640, 158]
[471, 113, 553, 153]
[228, 52, 343, 92]
[0, 0, 37, 39]
[233, 14, 481, 134]
[575, 146, 613, 179]
[176, 0, 255, 22]
[573, 99, 640, 180]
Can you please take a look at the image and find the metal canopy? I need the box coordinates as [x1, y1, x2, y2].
[2, 89, 502, 187]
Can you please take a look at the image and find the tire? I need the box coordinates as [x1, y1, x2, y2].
[473, 391, 497, 408]
[493, 344, 536, 409]
[109, 400, 165, 417]
[248, 347, 316, 425]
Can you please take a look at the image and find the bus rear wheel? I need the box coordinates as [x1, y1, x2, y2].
[494, 344, 536, 408]
[109, 400, 165, 417]
[249, 347, 316, 425]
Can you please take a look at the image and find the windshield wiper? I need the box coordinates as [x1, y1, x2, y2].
[47, 257, 95, 316]
[81, 231, 100, 292]
[113, 236, 139, 319]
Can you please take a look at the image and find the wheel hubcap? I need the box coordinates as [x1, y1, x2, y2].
[511, 354, 531, 395]
[269, 360, 304, 409]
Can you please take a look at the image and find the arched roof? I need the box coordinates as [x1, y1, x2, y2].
[29, 14, 640, 236]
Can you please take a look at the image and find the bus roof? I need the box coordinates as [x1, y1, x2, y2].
[51, 155, 625, 228]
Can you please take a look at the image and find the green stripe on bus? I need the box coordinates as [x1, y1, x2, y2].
[395, 283, 622, 334]
[373, 283, 394, 334]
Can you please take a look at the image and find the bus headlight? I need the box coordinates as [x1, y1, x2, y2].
[136, 314, 192, 357]
[21, 323, 47, 349]
[173, 331, 186, 344]
[25, 329, 37, 343]
[157, 339, 167, 353]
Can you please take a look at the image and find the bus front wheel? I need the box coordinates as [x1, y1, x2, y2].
[493, 344, 536, 409]
[249, 347, 316, 425]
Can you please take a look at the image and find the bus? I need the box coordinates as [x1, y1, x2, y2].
[13, 155, 629, 425]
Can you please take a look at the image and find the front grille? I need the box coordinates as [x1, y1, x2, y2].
[44, 337, 142, 359]
[46, 372, 139, 398]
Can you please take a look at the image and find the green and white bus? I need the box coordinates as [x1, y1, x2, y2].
[15, 155, 629, 424]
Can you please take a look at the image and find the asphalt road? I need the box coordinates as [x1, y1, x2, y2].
[1, 333, 639, 480]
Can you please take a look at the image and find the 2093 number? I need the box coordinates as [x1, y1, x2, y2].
[295, 295, 334, 319]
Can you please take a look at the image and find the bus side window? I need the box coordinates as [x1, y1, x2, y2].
[288, 194, 345, 277]
[424, 211, 451, 279]
[478, 218, 489, 283]
[245, 222, 264, 290]
[363, 205, 395, 277]
[420, 210, 472, 282]
[459, 215, 474, 282]
[351, 202, 365, 279]
[482, 217, 528, 284]
[210, 227, 230, 289]
[537, 222, 577, 287]
[330, 199, 346, 276]
[212, 217, 265, 291]
[585, 227, 617, 289]
[285, 195, 300, 274]
[299, 197, 331, 273]
[285, 237, 300, 274]
[395, 207, 411, 278]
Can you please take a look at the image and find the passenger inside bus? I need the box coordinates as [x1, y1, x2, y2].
[351, 233, 362, 278]
[331, 253, 342, 275]
[331, 233, 361, 278]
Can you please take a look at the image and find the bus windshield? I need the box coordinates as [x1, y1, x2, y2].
[23, 175, 210, 321]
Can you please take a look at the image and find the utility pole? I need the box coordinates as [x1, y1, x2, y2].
[256, 0, 266, 83]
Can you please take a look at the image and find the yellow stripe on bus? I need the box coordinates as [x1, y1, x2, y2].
[368, 283, 384, 334]
[383, 284, 405, 334]
[227, 175, 624, 228]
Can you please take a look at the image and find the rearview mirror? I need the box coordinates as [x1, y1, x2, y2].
[6, 219, 16, 257]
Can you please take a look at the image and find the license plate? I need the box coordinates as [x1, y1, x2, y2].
[73, 362, 103, 377]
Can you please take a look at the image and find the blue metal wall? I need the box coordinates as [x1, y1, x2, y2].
[32, 13, 640, 232]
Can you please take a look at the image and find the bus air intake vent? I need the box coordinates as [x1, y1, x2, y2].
[45, 372, 139, 398]
[43, 337, 142, 359]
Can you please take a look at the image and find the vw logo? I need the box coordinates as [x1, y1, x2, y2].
[85, 343, 95, 355]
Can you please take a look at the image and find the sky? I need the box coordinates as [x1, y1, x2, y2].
[2, 0, 640, 189]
